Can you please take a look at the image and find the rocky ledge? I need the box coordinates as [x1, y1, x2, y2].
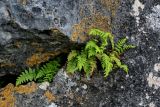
[0, 0, 160, 107]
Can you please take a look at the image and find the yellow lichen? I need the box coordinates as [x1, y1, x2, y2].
[15, 82, 37, 94]
[26, 49, 68, 67]
[0, 63, 16, 68]
[14, 41, 22, 48]
[100, 0, 120, 17]
[26, 52, 56, 67]
[18, 0, 27, 5]
[71, 13, 111, 42]
[0, 84, 15, 107]
[71, 0, 120, 42]
[44, 90, 56, 102]
[0, 82, 38, 107]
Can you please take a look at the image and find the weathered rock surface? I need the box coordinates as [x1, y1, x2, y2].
[0, 0, 160, 107]
[0, 22, 70, 76]
[0, 0, 118, 76]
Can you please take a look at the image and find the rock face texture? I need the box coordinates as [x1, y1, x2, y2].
[0, 0, 118, 76]
[0, 0, 160, 107]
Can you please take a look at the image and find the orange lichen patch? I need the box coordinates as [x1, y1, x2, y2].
[71, 13, 111, 42]
[71, 0, 121, 42]
[30, 42, 44, 52]
[100, 0, 120, 16]
[31, 42, 41, 47]
[15, 82, 37, 94]
[18, 0, 27, 5]
[50, 29, 62, 35]
[26, 52, 57, 67]
[0, 83, 15, 107]
[44, 90, 56, 102]
[36, 48, 44, 52]
[0, 63, 16, 67]
[26, 49, 68, 67]
[14, 41, 22, 48]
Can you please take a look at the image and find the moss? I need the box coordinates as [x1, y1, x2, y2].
[44, 90, 56, 102]
[15, 82, 37, 94]
[0, 84, 15, 107]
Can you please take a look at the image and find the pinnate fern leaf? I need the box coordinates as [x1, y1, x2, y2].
[123, 44, 136, 52]
[77, 51, 87, 71]
[85, 40, 101, 53]
[16, 60, 60, 86]
[88, 48, 96, 58]
[108, 33, 114, 50]
[110, 54, 128, 74]
[115, 37, 136, 55]
[67, 58, 78, 73]
[89, 29, 105, 36]
[120, 64, 128, 74]
[83, 60, 91, 76]
[104, 62, 113, 77]
[116, 37, 127, 48]
[16, 68, 36, 86]
[88, 57, 97, 75]
[67, 50, 78, 61]
[100, 54, 111, 69]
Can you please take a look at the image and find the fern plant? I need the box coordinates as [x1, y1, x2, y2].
[67, 29, 135, 77]
[16, 60, 60, 86]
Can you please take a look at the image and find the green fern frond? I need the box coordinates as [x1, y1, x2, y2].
[88, 57, 97, 75]
[120, 64, 128, 74]
[85, 40, 96, 49]
[100, 32, 111, 48]
[85, 40, 101, 53]
[16, 68, 36, 86]
[16, 60, 60, 86]
[67, 50, 79, 73]
[67, 58, 78, 73]
[110, 54, 128, 74]
[77, 51, 87, 71]
[67, 50, 78, 61]
[108, 33, 114, 50]
[83, 60, 91, 76]
[104, 62, 113, 77]
[116, 37, 127, 48]
[66, 28, 135, 78]
[115, 37, 136, 55]
[36, 60, 60, 82]
[88, 48, 96, 58]
[123, 44, 136, 52]
[110, 54, 121, 66]
[89, 29, 105, 36]
[100, 54, 111, 69]
[98, 53, 113, 77]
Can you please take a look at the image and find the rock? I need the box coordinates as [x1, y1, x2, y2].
[0, 0, 160, 107]
[0, 22, 70, 76]
[39, 82, 50, 90]
[0, 0, 116, 76]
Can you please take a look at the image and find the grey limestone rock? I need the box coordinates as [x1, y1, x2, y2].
[0, 0, 160, 107]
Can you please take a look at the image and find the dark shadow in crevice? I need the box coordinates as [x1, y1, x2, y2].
[0, 74, 18, 88]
